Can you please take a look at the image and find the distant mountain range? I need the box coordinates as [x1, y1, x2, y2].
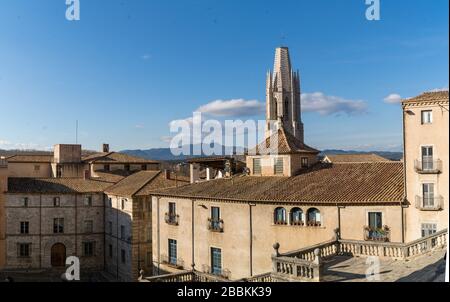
[1, 147, 403, 162]
[120, 147, 403, 161]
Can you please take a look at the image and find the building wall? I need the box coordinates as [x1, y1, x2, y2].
[246, 153, 318, 177]
[5, 193, 104, 270]
[92, 163, 159, 173]
[6, 162, 52, 178]
[0, 163, 8, 268]
[404, 101, 449, 242]
[152, 196, 403, 280]
[105, 195, 152, 282]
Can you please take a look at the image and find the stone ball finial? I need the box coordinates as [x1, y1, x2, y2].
[273, 243, 280, 250]
[314, 248, 320, 256]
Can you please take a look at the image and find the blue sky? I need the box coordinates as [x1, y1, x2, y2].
[0, 0, 448, 152]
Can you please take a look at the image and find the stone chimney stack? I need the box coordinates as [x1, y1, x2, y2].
[164, 169, 171, 180]
[103, 144, 110, 153]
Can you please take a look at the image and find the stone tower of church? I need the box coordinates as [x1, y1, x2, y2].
[265, 47, 304, 142]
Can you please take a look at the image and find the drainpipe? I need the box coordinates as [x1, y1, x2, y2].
[249, 203, 256, 277]
[191, 199, 195, 271]
[401, 106, 407, 243]
[157, 197, 160, 275]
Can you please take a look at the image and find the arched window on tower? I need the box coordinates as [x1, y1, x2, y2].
[274, 98, 278, 118]
[284, 97, 289, 117]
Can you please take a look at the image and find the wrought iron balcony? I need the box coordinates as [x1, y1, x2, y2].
[208, 218, 224, 233]
[414, 159, 442, 174]
[201, 265, 231, 279]
[415, 195, 444, 211]
[165, 213, 179, 226]
[161, 254, 184, 269]
[364, 226, 390, 242]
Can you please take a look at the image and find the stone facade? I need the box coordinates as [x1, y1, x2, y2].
[5, 193, 105, 270]
[104, 195, 152, 282]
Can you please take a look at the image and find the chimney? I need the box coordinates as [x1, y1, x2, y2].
[164, 169, 171, 180]
[103, 144, 110, 153]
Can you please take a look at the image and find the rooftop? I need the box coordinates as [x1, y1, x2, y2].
[152, 162, 404, 204]
[5, 154, 54, 163]
[249, 127, 319, 155]
[7, 177, 112, 194]
[105, 170, 189, 197]
[403, 90, 449, 104]
[82, 151, 159, 164]
[323, 153, 390, 163]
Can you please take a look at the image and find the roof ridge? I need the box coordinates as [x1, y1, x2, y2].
[133, 170, 162, 196]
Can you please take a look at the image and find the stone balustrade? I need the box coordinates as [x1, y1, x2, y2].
[143, 270, 230, 282]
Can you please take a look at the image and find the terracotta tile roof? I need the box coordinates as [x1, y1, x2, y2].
[82, 152, 159, 164]
[135, 172, 189, 196]
[403, 91, 449, 104]
[93, 170, 130, 184]
[249, 127, 319, 155]
[7, 178, 112, 194]
[152, 162, 404, 204]
[105, 170, 189, 197]
[323, 154, 390, 163]
[6, 155, 54, 163]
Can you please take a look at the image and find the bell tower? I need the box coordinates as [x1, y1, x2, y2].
[265, 47, 304, 142]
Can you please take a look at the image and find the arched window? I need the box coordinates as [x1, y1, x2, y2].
[284, 97, 289, 117]
[274, 98, 278, 117]
[307, 208, 321, 226]
[290, 208, 304, 226]
[274, 207, 287, 225]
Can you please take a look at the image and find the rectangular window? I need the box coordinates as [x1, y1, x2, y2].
[53, 218, 64, 234]
[141, 164, 147, 171]
[125, 164, 130, 172]
[211, 247, 222, 275]
[422, 183, 435, 207]
[84, 196, 93, 207]
[121, 199, 126, 210]
[56, 165, 62, 178]
[146, 252, 152, 266]
[84, 220, 93, 233]
[169, 202, 176, 216]
[301, 157, 309, 168]
[253, 158, 261, 175]
[421, 223, 437, 238]
[168, 239, 177, 265]
[421, 110, 433, 124]
[104, 164, 110, 171]
[83, 242, 95, 257]
[20, 221, 29, 234]
[121, 249, 126, 263]
[120, 225, 125, 239]
[34, 165, 40, 171]
[109, 244, 113, 258]
[22, 197, 29, 207]
[107, 198, 112, 207]
[421, 146, 434, 170]
[108, 221, 112, 235]
[53, 197, 61, 207]
[368, 212, 382, 230]
[274, 158, 284, 175]
[18, 243, 31, 257]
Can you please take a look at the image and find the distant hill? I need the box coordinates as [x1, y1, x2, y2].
[120, 147, 403, 161]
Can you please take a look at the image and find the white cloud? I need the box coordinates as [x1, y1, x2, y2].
[135, 124, 145, 129]
[0, 139, 51, 151]
[426, 87, 449, 92]
[196, 99, 264, 117]
[301, 92, 367, 116]
[141, 54, 151, 60]
[384, 93, 402, 104]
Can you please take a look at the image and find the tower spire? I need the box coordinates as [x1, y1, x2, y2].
[265, 47, 304, 142]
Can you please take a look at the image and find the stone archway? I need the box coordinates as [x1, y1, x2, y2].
[51, 243, 66, 267]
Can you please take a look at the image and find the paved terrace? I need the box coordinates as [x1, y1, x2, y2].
[322, 249, 446, 282]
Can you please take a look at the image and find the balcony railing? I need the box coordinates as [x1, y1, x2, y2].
[415, 196, 444, 211]
[364, 226, 391, 242]
[306, 220, 322, 227]
[208, 218, 224, 233]
[165, 213, 179, 226]
[414, 159, 442, 174]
